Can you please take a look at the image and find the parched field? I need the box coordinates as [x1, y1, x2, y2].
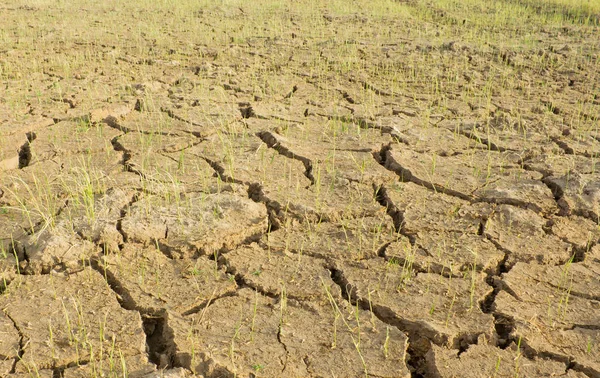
[1, 0, 599, 377]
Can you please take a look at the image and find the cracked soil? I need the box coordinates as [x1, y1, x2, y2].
[1, 0, 600, 377]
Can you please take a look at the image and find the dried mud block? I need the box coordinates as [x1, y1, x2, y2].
[0, 251, 18, 288]
[3, 178, 130, 260]
[551, 215, 600, 251]
[553, 134, 600, 157]
[450, 120, 557, 153]
[504, 262, 600, 304]
[0, 115, 54, 138]
[121, 192, 268, 258]
[2, 152, 123, 213]
[100, 244, 237, 315]
[385, 182, 485, 234]
[117, 130, 199, 155]
[385, 147, 556, 214]
[258, 127, 396, 185]
[336, 258, 495, 349]
[196, 132, 384, 222]
[262, 122, 391, 154]
[316, 102, 354, 120]
[193, 132, 310, 185]
[27, 121, 122, 166]
[263, 215, 398, 261]
[249, 102, 305, 124]
[141, 368, 192, 378]
[192, 132, 314, 209]
[303, 179, 384, 222]
[130, 81, 165, 94]
[476, 178, 557, 215]
[225, 244, 339, 305]
[485, 205, 572, 267]
[114, 108, 211, 137]
[264, 171, 382, 223]
[426, 343, 584, 378]
[588, 245, 600, 264]
[62, 353, 156, 378]
[386, 231, 505, 275]
[0, 161, 63, 207]
[495, 262, 600, 376]
[57, 150, 125, 180]
[392, 125, 483, 156]
[261, 177, 383, 224]
[162, 102, 239, 133]
[525, 154, 599, 177]
[130, 93, 174, 114]
[20, 223, 99, 274]
[115, 132, 216, 191]
[0, 268, 146, 373]
[310, 151, 397, 187]
[33, 101, 72, 123]
[66, 187, 135, 253]
[89, 101, 135, 124]
[171, 288, 410, 377]
[546, 172, 600, 219]
[0, 205, 29, 258]
[497, 262, 600, 327]
[511, 325, 600, 377]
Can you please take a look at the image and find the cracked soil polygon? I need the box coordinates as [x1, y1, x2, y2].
[0, 268, 146, 373]
[121, 191, 268, 258]
[170, 288, 410, 377]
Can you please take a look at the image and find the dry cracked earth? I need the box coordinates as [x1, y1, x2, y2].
[1, 1, 600, 377]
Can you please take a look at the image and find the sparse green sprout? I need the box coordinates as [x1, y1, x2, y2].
[383, 326, 390, 358]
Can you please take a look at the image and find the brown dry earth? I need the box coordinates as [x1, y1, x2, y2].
[1, 1, 600, 377]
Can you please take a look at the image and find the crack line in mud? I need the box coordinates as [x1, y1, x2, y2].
[160, 107, 212, 130]
[373, 182, 406, 234]
[361, 81, 392, 97]
[194, 154, 245, 185]
[517, 274, 600, 302]
[187, 151, 283, 233]
[17, 131, 36, 169]
[326, 267, 485, 378]
[377, 142, 473, 201]
[180, 291, 238, 317]
[221, 255, 320, 315]
[551, 136, 575, 155]
[89, 260, 178, 369]
[376, 142, 554, 214]
[515, 334, 600, 377]
[115, 191, 142, 249]
[256, 130, 315, 185]
[4, 310, 27, 374]
[109, 135, 135, 172]
[104, 115, 180, 137]
[276, 326, 290, 374]
[454, 128, 509, 152]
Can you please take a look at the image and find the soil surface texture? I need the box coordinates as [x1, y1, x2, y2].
[1, 0, 599, 377]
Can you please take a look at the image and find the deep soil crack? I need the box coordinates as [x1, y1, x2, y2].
[518, 336, 599, 377]
[256, 130, 315, 185]
[17, 132, 36, 169]
[328, 267, 472, 378]
[90, 260, 177, 369]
